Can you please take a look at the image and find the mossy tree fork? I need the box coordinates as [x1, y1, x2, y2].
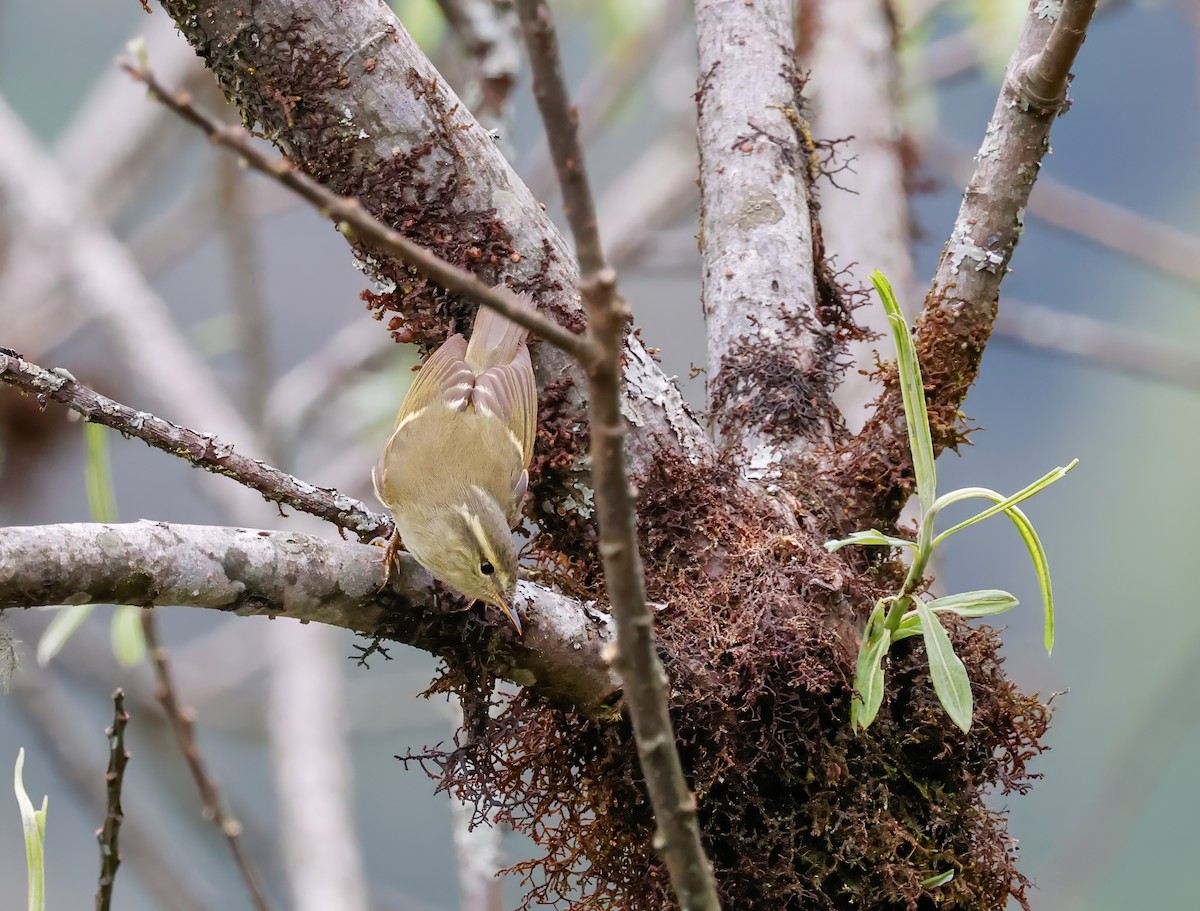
[0, 1, 1097, 909]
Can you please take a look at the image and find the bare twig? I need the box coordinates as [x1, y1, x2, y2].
[0, 352, 390, 540]
[141, 611, 275, 911]
[518, 0, 690, 200]
[996, 298, 1200, 390]
[0, 522, 620, 714]
[8, 665, 212, 911]
[95, 689, 130, 911]
[831, 0, 1100, 527]
[515, 1, 605, 276]
[514, 1, 722, 909]
[122, 62, 592, 363]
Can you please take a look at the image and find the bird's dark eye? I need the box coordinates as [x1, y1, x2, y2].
[480, 561, 495, 576]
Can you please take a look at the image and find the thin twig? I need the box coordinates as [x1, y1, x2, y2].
[141, 610, 275, 911]
[514, 0, 604, 276]
[95, 689, 130, 911]
[514, 1, 723, 909]
[121, 61, 592, 362]
[8, 664, 212, 911]
[518, 0, 689, 201]
[0, 351, 390, 541]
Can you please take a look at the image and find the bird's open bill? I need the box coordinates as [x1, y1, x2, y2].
[495, 594, 523, 636]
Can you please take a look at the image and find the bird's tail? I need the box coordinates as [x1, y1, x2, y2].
[465, 290, 532, 370]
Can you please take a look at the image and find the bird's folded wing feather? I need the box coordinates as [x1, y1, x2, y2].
[473, 345, 537, 467]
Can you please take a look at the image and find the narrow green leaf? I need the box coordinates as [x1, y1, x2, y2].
[85, 424, 147, 665]
[84, 423, 119, 523]
[914, 597, 974, 733]
[931, 459, 1077, 545]
[925, 590, 1019, 618]
[37, 604, 95, 666]
[871, 270, 936, 515]
[922, 869, 956, 888]
[852, 603, 892, 730]
[14, 749, 48, 911]
[926, 485, 1058, 654]
[111, 605, 147, 667]
[824, 529, 918, 553]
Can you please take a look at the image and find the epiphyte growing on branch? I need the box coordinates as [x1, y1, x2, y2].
[826, 271, 1077, 732]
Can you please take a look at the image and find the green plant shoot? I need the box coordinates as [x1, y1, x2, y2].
[14, 749, 48, 911]
[826, 270, 1076, 733]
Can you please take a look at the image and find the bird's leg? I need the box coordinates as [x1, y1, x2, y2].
[370, 530, 401, 592]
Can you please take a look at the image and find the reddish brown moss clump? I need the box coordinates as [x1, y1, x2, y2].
[405, 454, 1050, 911]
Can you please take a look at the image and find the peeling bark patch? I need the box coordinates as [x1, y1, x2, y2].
[735, 188, 784, 230]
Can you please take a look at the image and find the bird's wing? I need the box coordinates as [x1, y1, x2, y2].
[473, 343, 537, 469]
[388, 335, 472, 433]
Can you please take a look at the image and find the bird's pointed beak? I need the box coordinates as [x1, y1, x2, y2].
[494, 593, 523, 636]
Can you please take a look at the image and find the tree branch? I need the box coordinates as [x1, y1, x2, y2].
[142, 611, 275, 911]
[829, 0, 1100, 527]
[434, 0, 522, 132]
[1016, 0, 1099, 107]
[95, 689, 130, 911]
[515, 2, 723, 909]
[695, 0, 842, 475]
[0, 522, 620, 714]
[0, 351, 390, 542]
[808, 0, 918, 431]
[995, 298, 1200, 390]
[124, 60, 592, 363]
[153, 0, 714, 480]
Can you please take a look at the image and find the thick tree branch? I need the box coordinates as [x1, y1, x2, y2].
[0, 351, 390, 541]
[154, 0, 713, 479]
[828, 0, 1099, 527]
[695, 0, 842, 475]
[125, 60, 592, 363]
[515, 2, 723, 909]
[0, 522, 619, 714]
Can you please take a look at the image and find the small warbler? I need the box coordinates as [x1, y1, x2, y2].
[373, 297, 537, 633]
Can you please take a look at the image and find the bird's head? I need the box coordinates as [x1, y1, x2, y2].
[404, 487, 522, 633]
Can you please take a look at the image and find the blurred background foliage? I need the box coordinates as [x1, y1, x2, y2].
[1, 0, 1197, 909]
